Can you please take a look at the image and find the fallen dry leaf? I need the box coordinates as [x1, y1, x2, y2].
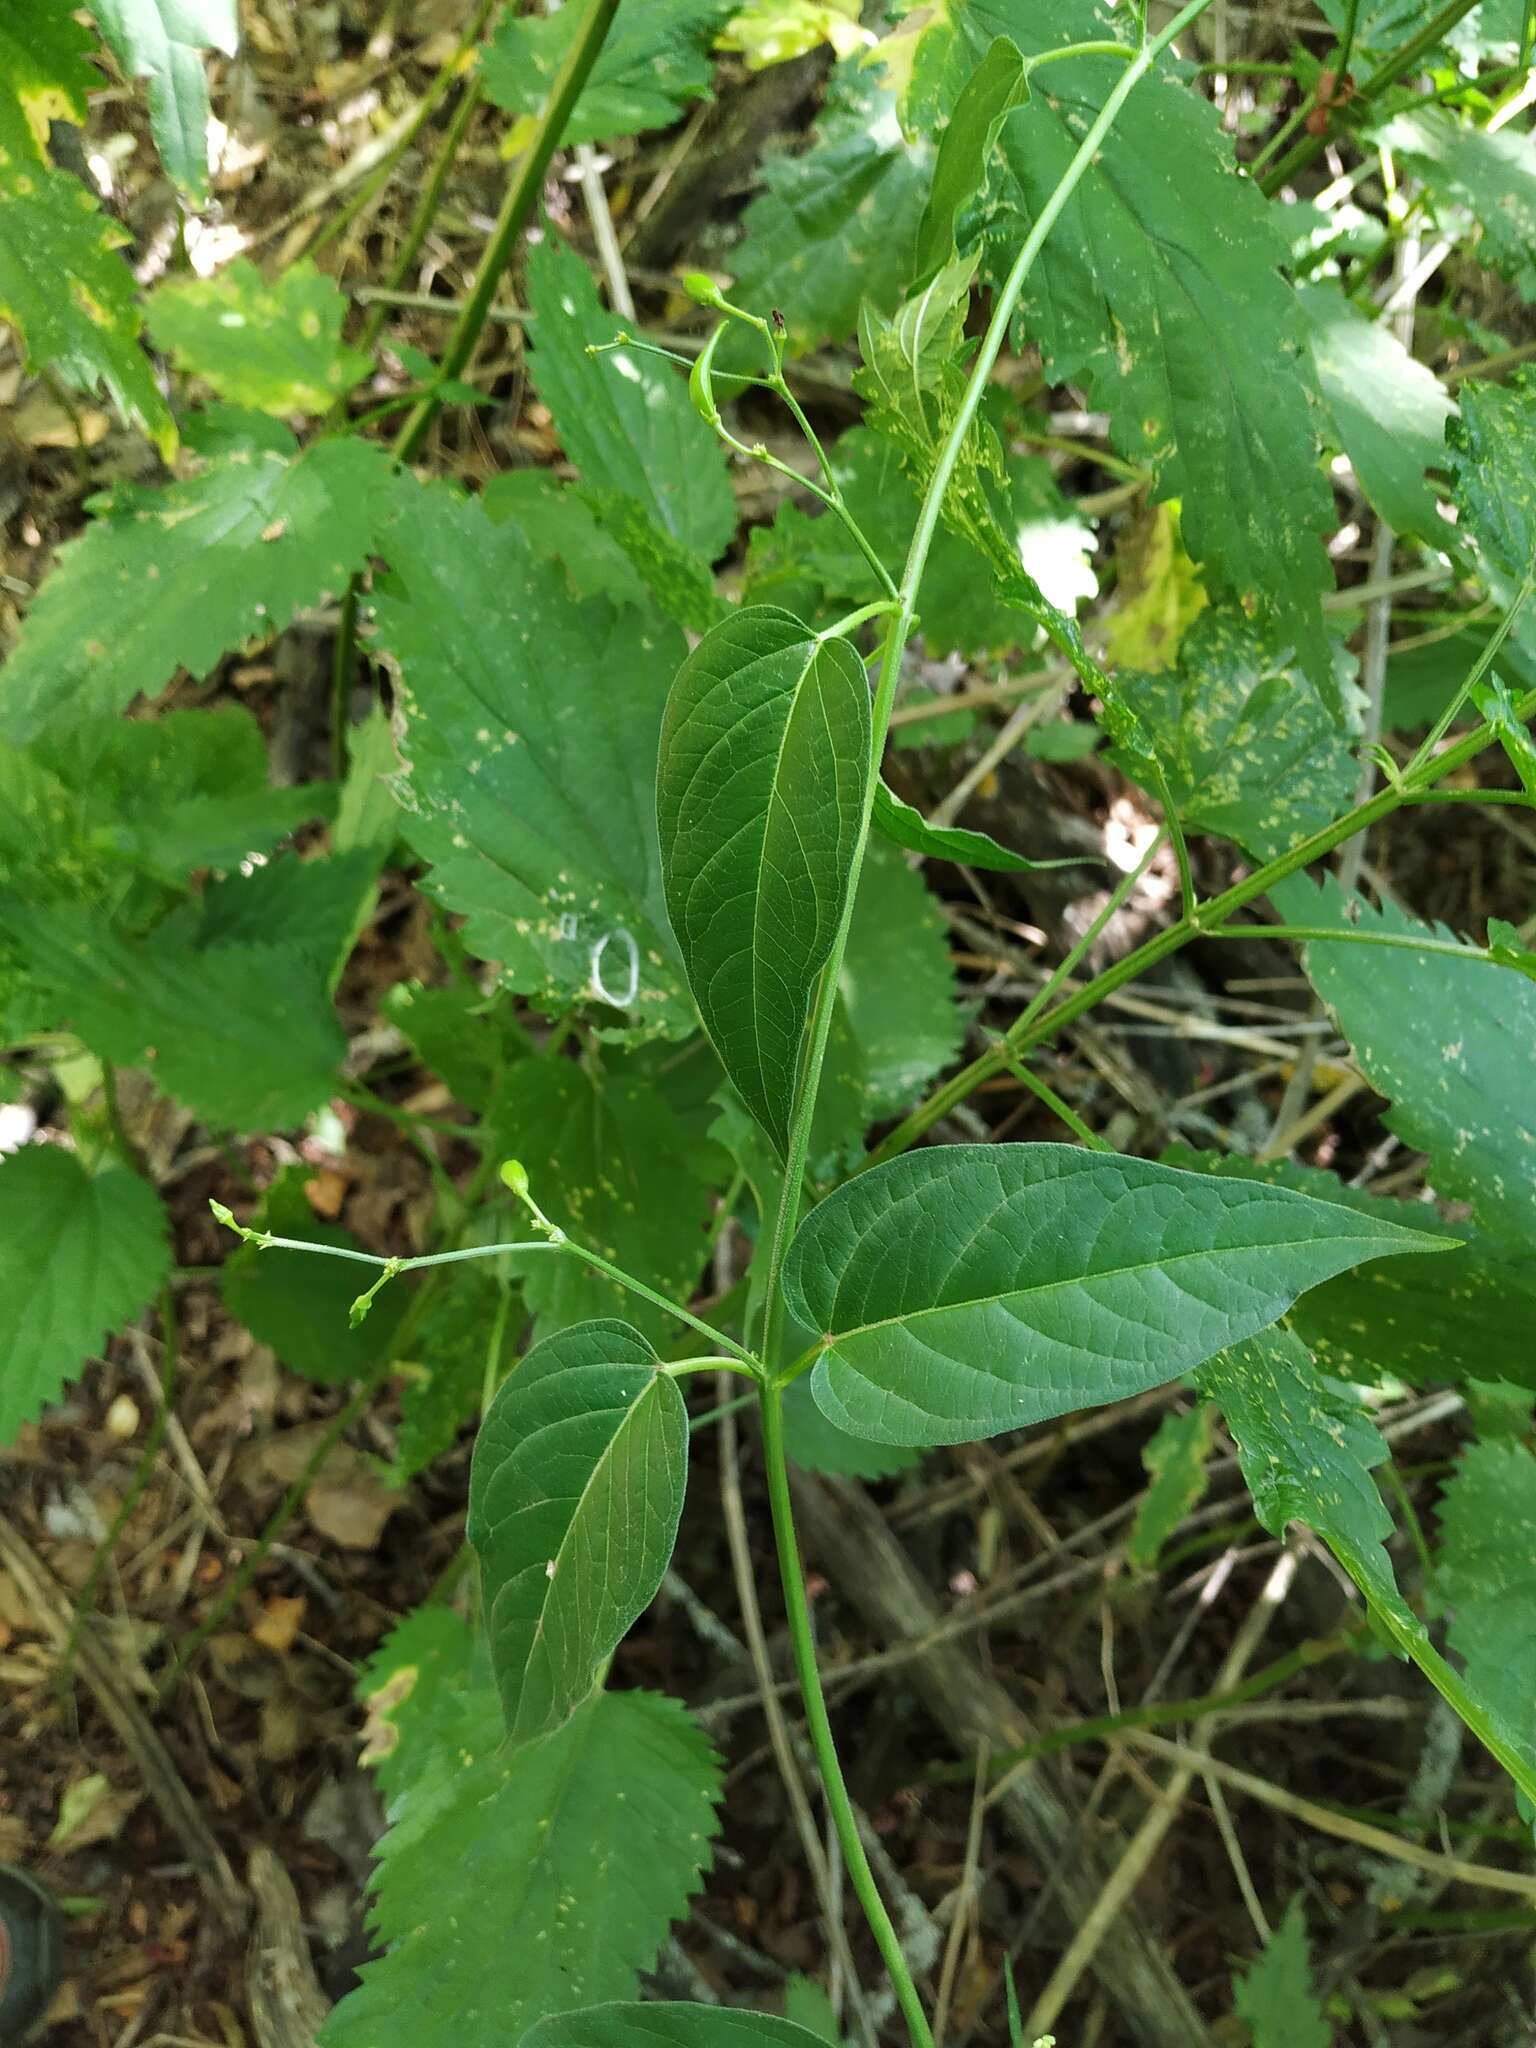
[250, 1593, 306, 1655]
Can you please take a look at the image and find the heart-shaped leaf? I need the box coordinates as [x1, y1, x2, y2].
[467, 1319, 688, 1745]
[782, 1144, 1448, 1446]
[657, 606, 872, 1150]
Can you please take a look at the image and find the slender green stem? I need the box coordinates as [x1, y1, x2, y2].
[820, 600, 901, 641]
[1149, 760, 1197, 918]
[1027, 41, 1137, 73]
[1334, 0, 1362, 83]
[760, 0, 1221, 1373]
[990, 1043, 1110, 1150]
[214, 1207, 760, 1370]
[759, 1381, 935, 2048]
[1206, 923, 1512, 966]
[874, 682, 1536, 1161]
[1402, 569, 1533, 778]
[393, 0, 619, 463]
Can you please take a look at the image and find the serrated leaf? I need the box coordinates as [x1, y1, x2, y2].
[0, 0, 96, 162]
[0, 704, 323, 904]
[1232, 1897, 1329, 2048]
[90, 0, 238, 198]
[148, 258, 369, 414]
[1101, 503, 1208, 675]
[1281, 875, 1536, 1247]
[486, 1055, 719, 1348]
[0, 1147, 169, 1443]
[1450, 375, 1536, 626]
[481, 0, 732, 147]
[1436, 1441, 1536, 1790]
[872, 779, 1077, 875]
[1161, 1147, 1536, 1396]
[782, 1143, 1447, 1447]
[1, 423, 394, 744]
[220, 1167, 409, 1387]
[1198, 1327, 1536, 1802]
[1127, 1401, 1214, 1569]
[1197, 1327, 1414, 1627]
[391, 1267, 508, 1483]
[0, 889, 347, 1131]
[1379, 109, 1536, 298]
[482, 470, 653, 609]
[657, 607, 872, 1149]
[325, 1616, 721, 2048]
[1107, 609, 1357, 860]
[1297, 280, 1455, 547]
[468, 1320, 688, 1744]
[0, 160, 174, 457]
[941, 2, 1334, 684]
[525, 234, 734, 561]
[383, 980, 532, 1116]
[837, 835, 963, 1125]
[581, 489, 727, 634]
[373, 481, 693, 1037]
[730, 62, 934, 349]
[526, 2005, 833, 2048]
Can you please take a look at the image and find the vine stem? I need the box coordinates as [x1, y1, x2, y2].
[871, 679, 1536, 1163]
[759, 0, 1221, 1372]
[751, 9, 1221, 2043]
[759, 1379, 935, 2048]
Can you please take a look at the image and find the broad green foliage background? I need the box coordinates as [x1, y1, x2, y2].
[2, 0, 1535, 2040]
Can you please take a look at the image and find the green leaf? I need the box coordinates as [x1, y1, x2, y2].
[1281, 875, 1536, 1247]
[1, 422, 394, 744]
[525, 233, 735, 561]
[480, 0, 732, 148]
[482, 471, 653, 609]
[1297, 280, 1455, 548]
[148, 258, 369, 415]
[1107, 609, 1357, 860]
[657, 607, 872, 1149]
[324, 1614, 721, 2048]
[468, 1320, 688, 1744]
[89, 0, 238, 198]
[1127, 1401, 1214, 1570]
[392, 1267, 508, 1483]
[383, 980, 532, 1117]
[0, 884, 348, 1131]
[1161, 1148, 1536, 1396]
[220, 1167, 409, 1387]
[836, 835, 963, 1127]
[0, 704, 324, 902]
[486, 1055, 720, 1348]
[1470, 671, 1536, 796]
[526, 2005, 833, 2048]
[718, 2, 872, 69]
[1450, 375, 1536, 613]
[1436, 1441, 1536, 1791]
[1199, 1328, 1536, 1803]
[1379, 109, 1536, 298]
[0, 0, 96, 163]
[0, 1147, 169, 1443]
[1232, 1897, 1330, 2048]
[782, 1375, 920, 1479]
[914, 35, 1028, 282]
[782, 1143, 1447, 1446]
[1196, 1327, 1414, 1628]
[0, 160, 174, 457]
[730, 62, 935, 350]
[939, 3, 1335, 684]
[372, 481, 693, 1037]
[581, 489, 728, 635]
[872, 779, 1078, 875]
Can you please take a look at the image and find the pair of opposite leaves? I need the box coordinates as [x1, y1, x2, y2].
[467, 604, 1448, 1748]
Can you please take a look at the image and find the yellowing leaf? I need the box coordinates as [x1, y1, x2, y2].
[1103, 504, 1207, 674]
[718, 1, 872, 69]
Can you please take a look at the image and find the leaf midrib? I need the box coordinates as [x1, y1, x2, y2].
[816, 1226, 1429, 1355]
